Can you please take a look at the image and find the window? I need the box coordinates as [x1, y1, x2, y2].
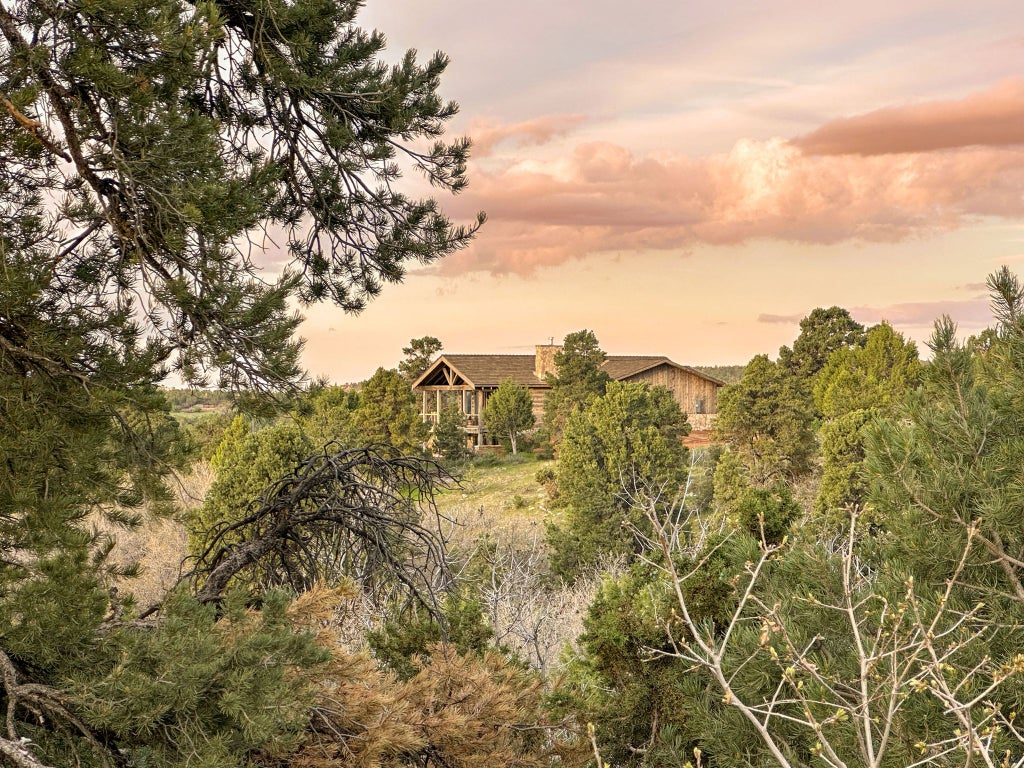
[694, 398, 705, 415]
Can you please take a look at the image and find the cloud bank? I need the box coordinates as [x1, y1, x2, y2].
[794, 79, 1024, 156]
[443, 130, 1024, 275]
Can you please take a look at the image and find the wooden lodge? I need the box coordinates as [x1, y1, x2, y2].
[411, 345, 724, 448]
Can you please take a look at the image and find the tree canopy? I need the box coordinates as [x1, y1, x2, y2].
[0, 2, 481, 764]
[547, 381, 690, 580]
[714, 354, 815, 484]
[778, 306, 866, 382]
[542, 329, 611, 445]
[0, 0, 481, 395]
[482, 378, 535, 455]
[400, 336, 443, 382]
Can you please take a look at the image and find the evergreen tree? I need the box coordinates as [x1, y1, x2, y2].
[547, 382, 689, 580]
[0, 1, 479, 763]
[188, 420, 313, 556]
[778, 306, 866, 381]
[294, 384, 362, 448]
[433, 401, 471, 463]
[563, 270, 1024, 768]
[542, 329, 612, 445]
[400, 336, 444, 382]
[353, 367, 429, 453]
[482, 378, 535, 455]
[813, 322, 920, 519]
[714, 354, 816, 484]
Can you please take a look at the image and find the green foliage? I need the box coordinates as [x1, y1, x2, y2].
[163, 388, 233, 413]
[367, 590, 494, 679]
[559, 271, 1024, 768]
[483, 378, 535, 455]
[189, 421, 313, 556]
[813, 321, 920, 419]
[561, 565, 693, 767]
[74, 589, 326, 768]
[187, 411, 235, 461]
[778, 306, 866, 381]
[353, 367, 429, 453]
[399, 335, 443, 382]
[735, 484, 801, 546]
[0, 0, 486, 763]
[433, 401, 471, 463]
[714, 355, 815, 484]
[866, 295, 1024, 598]
[2, 0, 480, 392]
[813, 323, 920, 519]
[547, 382, 690, 580]
[542, 329, 612, 444]
[815, 409, 873, 519]
[711, 448, 751, 521]
[693, 365, 745, 385]
[293, 384, 362, 448]
[556, 539, 747, 768]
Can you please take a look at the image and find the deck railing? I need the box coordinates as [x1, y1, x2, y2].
[420, 412, 481, 428]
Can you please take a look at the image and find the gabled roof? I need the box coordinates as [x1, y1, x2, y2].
[413, 354, 726, 389]
[604, 356, 726, 386]
[413, 355, 543, 388]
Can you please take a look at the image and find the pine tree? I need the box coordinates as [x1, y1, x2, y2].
[400, 336, 444, 382]
[0, 1, 479, 763]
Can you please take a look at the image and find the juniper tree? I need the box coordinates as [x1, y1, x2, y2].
[812, 322, 920, 520]
[546, 381, 689, 581]
[353, 367, 428, 453]
[714, 354, 815, 484]
[542, 329, 612, 445]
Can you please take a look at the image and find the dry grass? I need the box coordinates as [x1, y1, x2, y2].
[437, 458, 558, 548]
[93, 462, 214, 609]
[432, 458, 621, 672]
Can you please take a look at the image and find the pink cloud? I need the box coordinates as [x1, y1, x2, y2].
[469, 114, 587, 158]
[439, 133, 1024, 275]
[794, 79, 1024, 156]
[851, 299, 993, 329]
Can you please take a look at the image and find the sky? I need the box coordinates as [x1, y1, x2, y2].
[299, 0, 1024, 383]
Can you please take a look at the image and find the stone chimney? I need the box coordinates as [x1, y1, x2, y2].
[535, 344, 562, 381]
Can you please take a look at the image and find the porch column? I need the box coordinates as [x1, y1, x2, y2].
[476, 390, 485, 446]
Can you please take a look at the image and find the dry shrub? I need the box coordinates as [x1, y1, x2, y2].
[287, 586, 584, 768]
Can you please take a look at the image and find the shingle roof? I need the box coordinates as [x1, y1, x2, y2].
[601, 356, 672, 379]
[413, 354, 726, 389]
[434, 355, 542, 387]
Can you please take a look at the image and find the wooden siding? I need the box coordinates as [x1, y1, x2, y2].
[620, 363, 719, 418]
